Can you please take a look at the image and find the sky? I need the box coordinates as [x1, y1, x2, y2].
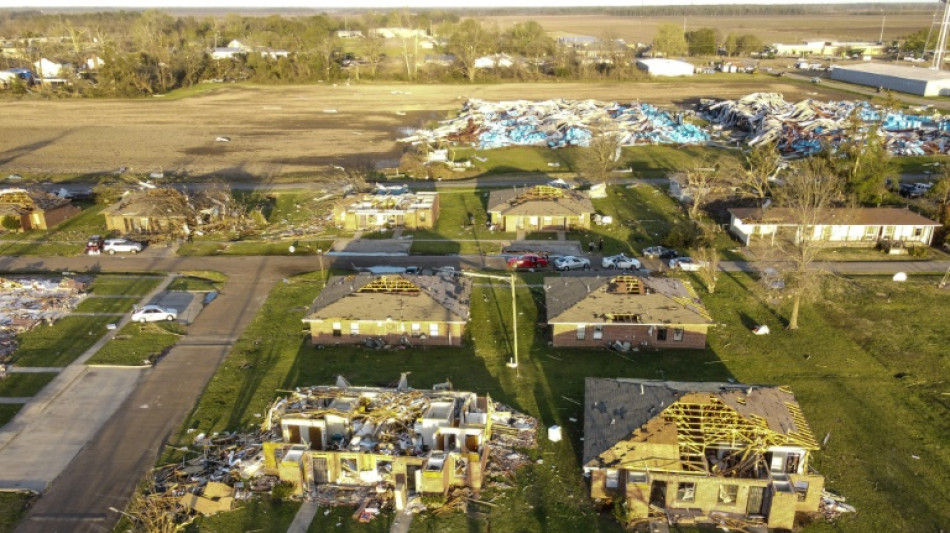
[0, 0, 923, 8]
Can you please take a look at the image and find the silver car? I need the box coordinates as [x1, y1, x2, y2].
[103, 238, 143, 255]
[601, 253, 641, 270]
[131, 305, 178, 323]
[553, 256, 591, 271]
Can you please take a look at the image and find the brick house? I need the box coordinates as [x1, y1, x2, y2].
[302, 274, 471, 347]
[0, 188, 80, 231]
[333, 188, 438, 231]
[487, 185, 594, 232]
[584, 378, 824, 530]
[545, 275, 712, 350]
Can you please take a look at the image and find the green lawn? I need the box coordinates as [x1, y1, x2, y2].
[168, 271, 227, 292]
[0, 404, 22, 428]
[407, 189, 515, 255]
[178, 239, 336, 257]
[86, 322, 185, 366]
[0, 492, 34, 533]
[0, 203, 108, 256]
[0, 372, 56, 398]
[88, 275, 162, 297]
[74, 297, 140, 314]
[571, 184, 684, 257]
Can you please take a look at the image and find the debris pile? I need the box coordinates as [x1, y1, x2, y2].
[400, 99, 709, 150]
[701, 92, 950, 157]
[0, 276, 90, 363]
[819, 490, 857, 520]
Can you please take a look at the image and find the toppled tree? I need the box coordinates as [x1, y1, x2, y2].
[578, 125, 622, 185]
[775, 158, 843, 330]
[680, 157, 734, 220]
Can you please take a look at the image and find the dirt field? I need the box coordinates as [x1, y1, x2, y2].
[0, 80, 851, 179]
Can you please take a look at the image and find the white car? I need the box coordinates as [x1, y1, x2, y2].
[553, 256, 591, 271]
[131, 305, 178, 323]
[669, 257, 707, 271]
[103, 239, 143, 254]
[601, 253, 641, 270]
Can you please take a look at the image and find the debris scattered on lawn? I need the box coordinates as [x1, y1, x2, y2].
[0, 276, 90, 363]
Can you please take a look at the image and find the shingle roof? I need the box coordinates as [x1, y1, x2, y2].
[303, 274, 472, 323]
[583, 378, 816, 467]
[544, 276, 711, 326]
[0, 189, 72, 212]
[487, 186, 594, 217]
[729, 207, 940, 227]
[101, 190, 191, 218]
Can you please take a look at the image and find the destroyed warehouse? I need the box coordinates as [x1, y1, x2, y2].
[333, 186, 438, 231]
[584, 378, 823, 530]
[261, 375, 536, 511]
[487, 185, 595, 232]
[302, 274, 472, 347]
[728, 207, 940, 248]
[545, 276, 713, 350]
[0, 188, 80, 231]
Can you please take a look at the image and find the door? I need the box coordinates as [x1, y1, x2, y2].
[747, 486, 767, 516]
[312, 457, 328, 483]
[649, 480, 668, 507]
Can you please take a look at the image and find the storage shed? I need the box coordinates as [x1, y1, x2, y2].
[635, 58, 695, 77]
[830, 62, 950, 97]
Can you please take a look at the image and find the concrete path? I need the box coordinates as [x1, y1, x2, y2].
[287, 501, 320, 533]
[390, 510, 413, 533]
[6, 367, 62, 373]
[0, 398, 30, 404]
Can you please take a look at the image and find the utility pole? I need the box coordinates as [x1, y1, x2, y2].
[458, 271, 521, 372]
[932, 0, 950, 70]
[880, 13, 886, 44]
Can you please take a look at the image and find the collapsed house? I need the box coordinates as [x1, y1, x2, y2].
[333, 186, 438, 231]
[487, 185, 595, 232]
[399, 99, 708, 150]
[0, 188, 80, 231]
[302, 274, 472, 347]
[262, 375, 537, 511]
[544, 276, 713, 350]
[101, 188, 237, 237]
[0, 276, 89, 362]
[584, 378, 824, 530]
[728, 207, 941, 247]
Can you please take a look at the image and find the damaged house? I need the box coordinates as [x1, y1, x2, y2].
[262, 375, 536, 511]
[728, 207, 940, 248]
[545, 276, 713, 350]
[101, 188, 236, 236]
[0, 188, 80, 231]
[584, 378, 824, 530]
[487, 185, 594, 232]
[333, 188, 438, 231]
[302, 274, 471, 347]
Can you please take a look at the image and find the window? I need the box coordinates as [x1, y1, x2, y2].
[864, 226, 877, 240]
[913, 227, 924, 237]
[673, 328, 684, 341]
[605, 469, 619, 489]
[429, 323, 439, 337]
[718, 484, 739, 504]
[593, 325, 603, 340]
[332, 322, 342, 337]
[411, 323, 421, 336]
[350, 322, 360, 335]
[576, 325, 586, 340]
[657, 328, 668, 341]
[794, 481, 810, 502]
[676, 482, 696, 502]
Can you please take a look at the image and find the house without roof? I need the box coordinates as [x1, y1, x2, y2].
[487, 185, 594, 232]
[333, 188, 438, 231]
[545, 275, 712, 350]
[0, 188, 80, 231]
[302, 274, 471, 347]
[584, 378, 824, 530]
[728, 207, 940, 247]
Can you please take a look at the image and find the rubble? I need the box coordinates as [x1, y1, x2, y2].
[400, 99, 709, 150]
[0, 276, 90, 364]
[701, 92, 950, 157]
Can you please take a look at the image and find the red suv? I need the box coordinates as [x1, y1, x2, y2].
[507, 254, 549, 270]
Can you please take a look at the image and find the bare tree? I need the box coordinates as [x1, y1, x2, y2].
[681, 157, 731, 221]
[396, 10, 420, 81]
[693, 245, 720, 294]
[363, 32, 384, 78]
[774, 158, 842, 330]
[737, 143, 781, 206]
[448, 19, 495, 83]
[578, 124, 622, 185]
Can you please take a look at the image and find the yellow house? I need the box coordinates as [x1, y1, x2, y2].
[334, 189, 438, 231]
[487, 185, 594, 232]
[302, 274, 471, 347]
[545, 276, 712, 350]
[0, 188, 80, 231]
[584, 378, 824, 530]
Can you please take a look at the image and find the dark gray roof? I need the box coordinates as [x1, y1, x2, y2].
[583, 378, 805, 466]
[303, 274, 472, 323]
[487, 187, 594, 217]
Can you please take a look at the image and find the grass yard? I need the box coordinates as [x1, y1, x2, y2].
[74, 296, 140, 314]
[408, 189, 514, 255]
[0, 492, 34, 533]
[178, 239, 336, 257]
[815, 246, 938, 262]
[86, 322, 185, 366]
[0, 404, 22, 428]
[0, 372, 56, 398]
[88, 275, 162, 297]
[168, 271, 228, 292]
[0, 204, 107, 256]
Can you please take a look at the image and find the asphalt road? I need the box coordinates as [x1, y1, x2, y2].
[3, 251, 947, 533]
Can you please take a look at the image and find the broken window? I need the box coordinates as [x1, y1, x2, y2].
[673, 328, 684, 341]
[350, 322, 360, 336]
[576, 325, 586, 340]
[429, 323, 439, 337]
[676, 482, 696, 502]
[593, 325, 603, 340]
[657, 328, 668, 341]
[718, 484, 739, 504]
[785, 453, 801, 474]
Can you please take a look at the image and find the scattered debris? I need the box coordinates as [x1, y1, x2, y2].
[752, 324, 770, 335]
[214, 136, 230, 142]
[0, 276, 90, 363]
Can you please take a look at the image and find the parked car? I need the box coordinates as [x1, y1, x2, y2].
[601, 253, 641, 270]
[669, 257, 708, 271]
[642, 246, 678, 259]
[131, 305, 178, 323]
[507, 254, 549, 270]
[899, 183, 926, 198]
[553, 256, 591, 271]
[103, 238, 143, 255]
[86, 235, 104, 255]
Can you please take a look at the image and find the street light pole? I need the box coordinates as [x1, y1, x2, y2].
[317, 250, 325, 287]
[458, 270, 520, 372]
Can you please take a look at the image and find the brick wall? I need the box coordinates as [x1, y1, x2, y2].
[551, 324, 707, 350]
[309, 321, 465, 347]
